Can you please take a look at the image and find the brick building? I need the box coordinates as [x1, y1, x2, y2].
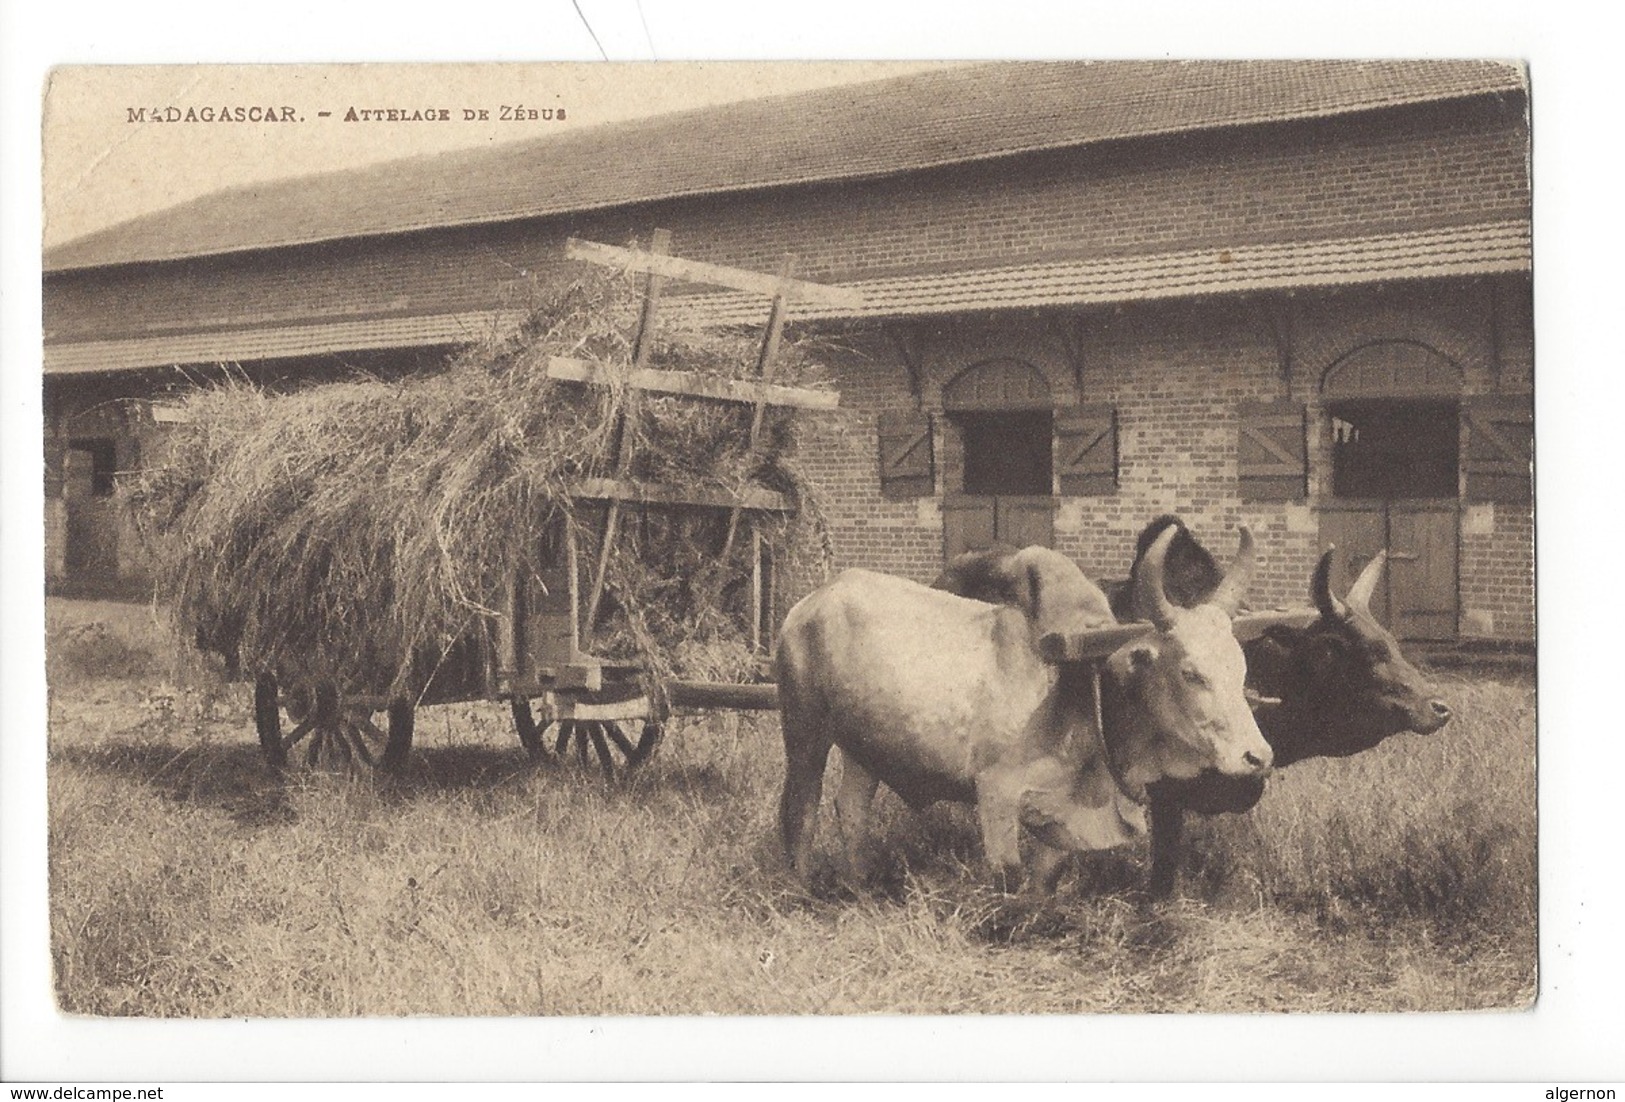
[43, 61, 1533, 641]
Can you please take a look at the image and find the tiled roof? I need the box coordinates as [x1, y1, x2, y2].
[44, 60, 1525, 272]
[671, 220, 1533, 326]
[44, 220, 1529, 375]
[42, 310, 524, 375]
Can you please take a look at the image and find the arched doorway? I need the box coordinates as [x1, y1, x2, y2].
[940, 358, 1057, 560]
[1319, 340, 1463, 640]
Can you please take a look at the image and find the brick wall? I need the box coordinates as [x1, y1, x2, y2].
[46, 96, 1528, 344]
[786, 274, 1534, 642]
[44, 93, 1533, 639]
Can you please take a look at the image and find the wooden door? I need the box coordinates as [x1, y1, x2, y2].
[996, 496, 1056, 550]
[1388, 503, 1458, 641]
[62, 445, 119, 585]
[942, 494, 1055, 561]
[1318, 502, 1458, 639]
[943, 495, 998, 560]
[1317, 504, 1391, 624]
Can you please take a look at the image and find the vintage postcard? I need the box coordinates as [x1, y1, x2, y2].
[23, 54, 1544, 1078]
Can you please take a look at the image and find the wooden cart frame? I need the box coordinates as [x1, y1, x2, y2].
[252, 231, 857, 776]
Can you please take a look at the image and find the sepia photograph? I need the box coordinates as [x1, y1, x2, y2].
[8, 5, 1602, 1073]
[34, 56, 1536, 1023]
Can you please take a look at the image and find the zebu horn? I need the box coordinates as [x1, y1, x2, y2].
[1135, 524, 1181, 630]
[1207, 526, 1256, 616]
[1311, 547, 1348, 620]
[1345, 550, 1388, 615]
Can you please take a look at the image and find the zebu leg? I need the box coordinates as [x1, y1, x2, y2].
[974, 772, 1025, 893]
[833, 753, 881, 884]
[1028, 841, 1072, 895]
[1148, 786, 1186, 899]
[778, 712, 833, 880]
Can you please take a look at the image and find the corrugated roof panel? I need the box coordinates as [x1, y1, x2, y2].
[44, 60, 1526, 272]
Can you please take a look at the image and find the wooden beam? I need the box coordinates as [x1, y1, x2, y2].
[555, 695, 654, 722]
[667, 680, 780, 711]
[565, 236, 864, 308]
[566, 477, 794, 513]
[584, 230, 670, 648]
[546, 356, 838, 410]
[720, 254, 797, 567]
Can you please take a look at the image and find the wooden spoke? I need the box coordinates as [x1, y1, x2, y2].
[342, 722, 378, 767]
[254, 675, 286, 769]
[602, 722, 638, 758]
[512, 699, 549, 761]
[256, 677, 411, 775]
[628, 721, 664, 767]
[351, 714, 389, 763]
[554, 721, 574, 759]
[280, 718, 316, 752]
[543, 718, 662, 779]
[330, 724, 355, 765]
[383, 698, 414, 772]
[586, 723, 616, 779]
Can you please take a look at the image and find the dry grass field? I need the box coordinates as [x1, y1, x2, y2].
[46, 598, 1536, 1017]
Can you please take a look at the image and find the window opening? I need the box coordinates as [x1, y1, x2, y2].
[1329, 400, 1458, 500]
[66, 438, 118, 497]
[955, 410, 1053, 496]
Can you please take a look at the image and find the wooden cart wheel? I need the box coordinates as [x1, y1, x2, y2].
[509, 707, 664, 778]
[511, 698, 550, 762]
[253, 674, 414, 774]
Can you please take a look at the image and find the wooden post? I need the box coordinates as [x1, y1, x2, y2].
[719, 253, 796, 566]
[583, 229, 671, 649]
[496, 561, 520, 693]
[749, 525, 764, 654]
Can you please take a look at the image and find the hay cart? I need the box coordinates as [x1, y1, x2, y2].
[251, 232, 858, 775]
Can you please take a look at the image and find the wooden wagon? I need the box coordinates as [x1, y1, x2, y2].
[250, 232, 859, 776]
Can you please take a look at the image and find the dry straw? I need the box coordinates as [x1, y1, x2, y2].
[126, 271, 834, 701]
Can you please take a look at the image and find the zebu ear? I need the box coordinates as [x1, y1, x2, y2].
[1039, 622, 1157, 663]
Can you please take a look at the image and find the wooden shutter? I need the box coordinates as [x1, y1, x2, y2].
[877, 410, 934, 499]
[1238, 400, 1307, 502]
[1054, 404, 1118, 495]
[1463, 394, 1533, 504]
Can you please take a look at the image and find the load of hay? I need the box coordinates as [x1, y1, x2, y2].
[126, 269, 834, 702]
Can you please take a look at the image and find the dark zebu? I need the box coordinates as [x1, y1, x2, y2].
[935, 516, 1452, 896]
[1115, 517, 1451, 895]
